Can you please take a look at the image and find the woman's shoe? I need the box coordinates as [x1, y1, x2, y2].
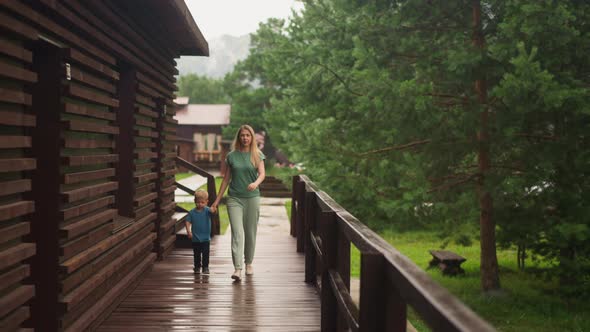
[231, 269, 242, 281]
[245, 264, 253, 275]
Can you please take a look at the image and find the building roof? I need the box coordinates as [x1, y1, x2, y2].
[174, 104, 231, 126]
[111, 0, 208, 56]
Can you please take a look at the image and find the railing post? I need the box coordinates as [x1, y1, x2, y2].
[360, 252, 406, 332]
[206, 175, 220, 235]
[304, 190, 317, 283]
[296, 180, 305, 253]
[290, 175, 299, 237]
[320, 211, 338, 331]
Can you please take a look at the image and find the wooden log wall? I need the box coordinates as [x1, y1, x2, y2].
[0, 1, 206, 331]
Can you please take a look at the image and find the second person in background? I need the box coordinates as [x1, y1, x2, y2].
[211, 124, 265, 281]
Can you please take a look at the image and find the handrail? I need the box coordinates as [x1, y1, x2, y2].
[174, 156, 220, 235]
[291, 174, 496, 332]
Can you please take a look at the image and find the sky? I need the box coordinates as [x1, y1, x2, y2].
[185, 0, 303, 39]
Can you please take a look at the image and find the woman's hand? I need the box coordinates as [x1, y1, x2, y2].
[210, 202, 218, 214]
[247, 183, 258, 191]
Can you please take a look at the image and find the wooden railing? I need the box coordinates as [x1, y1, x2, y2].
[174, 156, 220, 235]
[291, 175, 496, 332]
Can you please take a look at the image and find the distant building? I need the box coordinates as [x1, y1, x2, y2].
[174, 98, 231, 170]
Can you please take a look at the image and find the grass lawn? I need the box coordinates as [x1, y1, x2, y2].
[351, 230, 589, 332]
[175, 172, 194, 181]
[285, 199, 589, 332]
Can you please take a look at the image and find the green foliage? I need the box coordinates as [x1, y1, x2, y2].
[360, 230, 590, 332]
[177, 74, 229, 104]
[225, 0, 590, 293]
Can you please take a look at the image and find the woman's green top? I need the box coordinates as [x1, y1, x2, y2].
[226, 150, 265, 198]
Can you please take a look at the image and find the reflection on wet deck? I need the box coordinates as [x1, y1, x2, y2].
[97, 225, 320, 331]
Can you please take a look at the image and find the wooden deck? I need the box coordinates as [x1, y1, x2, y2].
[97, 198, 321, 331]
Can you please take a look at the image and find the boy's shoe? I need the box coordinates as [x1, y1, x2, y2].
[202, 267, 210, 274]
[245, 264, 253, 275]
[231, 269, 242, 281]
[193, 267, 200, 274]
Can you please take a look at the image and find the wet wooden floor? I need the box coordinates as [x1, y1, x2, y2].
[97, 199, 321, 331]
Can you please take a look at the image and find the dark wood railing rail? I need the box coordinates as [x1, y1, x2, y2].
[291, 175, 496, 332]
[174, 156, 220, 235]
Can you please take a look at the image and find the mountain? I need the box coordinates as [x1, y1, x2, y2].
[176, 34, 251, 78]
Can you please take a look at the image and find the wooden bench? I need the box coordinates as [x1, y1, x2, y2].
[428, 250, 466, 276]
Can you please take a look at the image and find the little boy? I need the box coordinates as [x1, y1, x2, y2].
[185, 189, 215, 274]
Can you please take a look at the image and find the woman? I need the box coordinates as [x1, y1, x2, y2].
[211, 124, 265, 281]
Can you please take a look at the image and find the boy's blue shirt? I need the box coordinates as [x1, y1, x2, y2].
[187, 206, 211, 242]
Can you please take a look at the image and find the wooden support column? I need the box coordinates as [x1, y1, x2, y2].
[115, 64, 136, 217]
[304, 190, 317, 283]
[320, 211, 337, 331]
[154, 98, 166, 258]
[30, 41, 62, 332]
[295, 180, 305, 252]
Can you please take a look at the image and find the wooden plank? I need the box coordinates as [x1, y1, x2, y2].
[0, 88, 32, 105]
[63, 168, 115, 185]
[60, 209, 116, 239]
[0, 158, 36, 172]
[0, 179, 31, 196]
[134, 151, 157, 160]
[0, 135, 32, 148]
[0, 111, 36, 126]
[0, 243, 35, 270]
[134, 117, 156, 128]
[60, 222, 113, 259]
[134, 172, 157, 184]
[60, 0, 176, 79]
[0, 201, 34, 221]
[134, 192, 157, 207]
[159, 185, 176, 196]
[66, 48, 117, 77]
[66, 85, 119, 108]
[65, 253, 156, 332]
[62, 138, 115, 149]
[62, 154, 118, 166]
[136, 106, 159, 119]
[60, 212, 156, 274]
[63, 119, 119, 135]
[0, 306, 30, 331]
[132, 203, 155, 220]
[160, 201, 175, 215]
[1, 0, 115, 65]
[0, 222, 30, 244]
[60, 234, 156, 312]
[0, 285, 34, 318]
[63, 101, 116, 121]
[134, 128, 158, 138]
[134, 140, 156, 148]
[0, 265, 30, 291]
[96, 213, 321, 331]
[135, 183, 156, 196]
[60, 196, 114, 220]
[0, 61, 37, 82]
[69, 66, 116, 94]
[61, 181, 118, 203]
[135, 94, 156, 108]
[0, 38, 33, 62]
[0, 11, 38, 40]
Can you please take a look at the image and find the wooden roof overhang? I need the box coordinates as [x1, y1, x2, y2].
[109, 0, 209, 57]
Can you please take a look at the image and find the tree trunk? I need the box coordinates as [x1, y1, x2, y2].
[473, 0, 500, 291]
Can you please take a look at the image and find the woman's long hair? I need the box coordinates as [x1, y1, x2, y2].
[231, 124, 262, 167]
